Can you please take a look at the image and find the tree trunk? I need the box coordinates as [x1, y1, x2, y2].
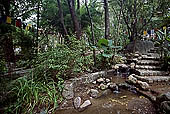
[57, 0, 68, 37]
[104, 0, 110, 39]
[77, 0, 81, 30]
[77, 0, 80, 10]
[1, 0, 15, 69]
[36, 1, 40, 53]
[1, 0, 10, 16]
[132, 0, 137, 52]
[67, 0, 81, 39]
[85, 0, 96, 66]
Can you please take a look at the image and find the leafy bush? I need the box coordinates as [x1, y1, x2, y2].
[155, 29, 170, 70]
[32, 36, 93, 80]
[5, 36, 93, 113]
[96, 38, 122, 69]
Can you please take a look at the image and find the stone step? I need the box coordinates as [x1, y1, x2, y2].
[147, 50, 157, 54]
[133, 75, 170, 84]
[147, 47, 159, 53]
[137, 60, 161, 65]
[141, 55, 160, 60]
[135, 65, 161, 70]
[137, 70, 168, 76]
[149, 47, 159, 51]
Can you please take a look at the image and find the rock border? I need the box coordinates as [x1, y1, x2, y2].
[62, 69, 115, 100]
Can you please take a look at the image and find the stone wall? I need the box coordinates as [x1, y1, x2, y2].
[62, 70, 115, 100]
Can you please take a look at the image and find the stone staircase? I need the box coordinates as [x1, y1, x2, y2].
[133, 47, 170, 83]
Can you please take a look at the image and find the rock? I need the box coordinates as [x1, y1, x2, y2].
[124, 40, 154, 54]
[122, 57, 127, 61]
[109, 82, 118, 91]
[157, 92, 170, 103]
[73, 97, 82, 109]
[86, 89, 91, 94]
[107, 82, 111, 86]
[105, 78, 111, 83]
[60, 100, 70, 108]
[89, 89, 99, 98]
[132, 58, 138, 62]
[134, 53, 140, 57]
[130, 63, 136, 69]
[128, 74, 137, 84]
[118, 83, 136, 92]
[116, 64, 128, 68]
[113, 64, 119, 69]
[62, 83, 74, 100]
[99, 83, 108, 90]
[137, 80, 150, 90]
[80, 100, 91, 109]
[101, 89, 112, 97]
[160, 101, 170, 113]
[92, 81, 97, 84]
[138, 56, 142, 60]
[97, 78, 105, 83]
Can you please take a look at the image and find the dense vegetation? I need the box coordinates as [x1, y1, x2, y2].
[0, 0, 169, 113]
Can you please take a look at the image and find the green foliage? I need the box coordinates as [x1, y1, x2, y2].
[12, 28, 35, 60]
[0, 59, 7, 74]
[32, 36, 92, 80]
[6, 76, 63, 113]
[97, 38, 108, 48]
[0, 23, 35, 62]
[5, 36, 93, 113]
[96, 38, 122, 69]
[155, 28, 170, 70]
[97, 38, 122, 58]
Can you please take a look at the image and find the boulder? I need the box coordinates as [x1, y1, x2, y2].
[73, 97, 82, 109]
[157, 92, 170, 103]
[137, 80, 150, 90]
[134, 53, 140, 57]
[138, 56, 142, 60]
[92, 81, 97, 84]
[97, 78, 105, 83]
[105, 78, 111, 83]
[89, 89, 99, 98]
[115, 64, 128, 68]
[109, 82, 118, 91]
[79, 100, 92, 111]
[130, 63, 136, 69]
[128, 74, 137, 84]
[112, 64, 119, 69]
[99, 83, 108, 90]
[100, 89, 112, 96]
[160, 101, 170, 113]
[62, 83, 74, 100]
[124, 40, 154, 54]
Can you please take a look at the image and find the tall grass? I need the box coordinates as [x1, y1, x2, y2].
[6, 74, 64, 114]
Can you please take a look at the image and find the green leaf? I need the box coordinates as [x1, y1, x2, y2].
[97, 38, 108, 48]
[166, 36, 170, 42]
